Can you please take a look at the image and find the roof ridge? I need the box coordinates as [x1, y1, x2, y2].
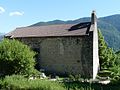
[16, 24, 75, 29]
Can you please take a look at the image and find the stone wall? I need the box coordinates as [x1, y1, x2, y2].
[17, 34, 93, 78]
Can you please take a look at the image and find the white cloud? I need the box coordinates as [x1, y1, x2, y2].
[9, 11, 24, 16]
[0, 7, 5, 14]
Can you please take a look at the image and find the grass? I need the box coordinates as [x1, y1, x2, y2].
[1, 75, 120, 90]
[1, 75, 65, 90]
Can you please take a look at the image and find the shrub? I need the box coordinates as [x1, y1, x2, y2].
[68, 74, 83, 82]
[0, 39, 39, 76]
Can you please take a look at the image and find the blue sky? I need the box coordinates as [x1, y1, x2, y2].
[0, 0, 120, 33]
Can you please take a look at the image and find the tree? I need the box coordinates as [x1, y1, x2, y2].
[98, 29, 116, 69]
[0, 39, 39, 76]
[98, 29, 120, 81]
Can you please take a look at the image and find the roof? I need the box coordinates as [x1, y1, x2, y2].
[5, 22, 92, 38]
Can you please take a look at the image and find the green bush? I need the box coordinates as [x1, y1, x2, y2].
[68, 74, 83, 82]
[0, 39, 39, 76]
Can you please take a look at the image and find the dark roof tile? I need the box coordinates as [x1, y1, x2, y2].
[5, 22, 91, 38]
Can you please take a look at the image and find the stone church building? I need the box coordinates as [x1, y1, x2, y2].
[5, 11, 99, 79]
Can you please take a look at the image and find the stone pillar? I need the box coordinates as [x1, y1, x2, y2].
[92, 11, 99, 79]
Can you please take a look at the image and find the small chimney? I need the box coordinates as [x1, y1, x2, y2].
[91, 10, 97, 24]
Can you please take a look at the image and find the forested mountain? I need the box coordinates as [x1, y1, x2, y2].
[29, 14, 120, 51]
[97, 15, 120, 51]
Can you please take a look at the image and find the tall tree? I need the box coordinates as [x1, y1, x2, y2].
[98, 29, 116, 70]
